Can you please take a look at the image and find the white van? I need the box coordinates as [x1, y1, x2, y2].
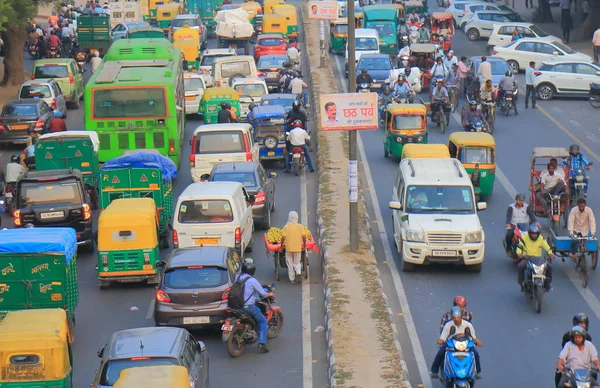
[173, 182, 255, 255]
[388, 158, 487, 272]
[189, 123, 260, 182]
[345, 28, 380, 77]
[212, 55, 259, 88]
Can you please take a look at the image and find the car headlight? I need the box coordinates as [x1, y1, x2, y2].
[532, 263, 546, 275]
[576, 174, 584, 182]
[388, 43, 395, 48]
[406, 230, 424, 242]
[454, 340, 467, 351]
[465, 231, 482, 243]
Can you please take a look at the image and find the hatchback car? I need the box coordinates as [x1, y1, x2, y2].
[486, 22, 561, 54]
[458, 2, 511, 28]
[154, 246, 244, 328]
[184, 73, 206, 115]
[207, 162, 276, 229]
[92, 327, 209, 388]
[534, 60, 600, 100]
[0, 99, 53, 144]
[18, 79, 67, 115]
[467, 56, 511, 87]
[260, 93, 301, 113]
[32, 59, 84, 109]
[254, 34, 287, 61]
[356, 54, 393, 91]
[231, 77, 269, 119]
[257, 54, 288, 91]
[111, 21, 151, 40]
[492, 39, 593, 73]
[464, 10, 523, 41]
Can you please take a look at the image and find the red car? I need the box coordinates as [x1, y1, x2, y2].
[253, 34, 287, 61]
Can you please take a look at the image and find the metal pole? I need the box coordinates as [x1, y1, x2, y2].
[319, 20, 326, 68]
[347, 0, 358, 251]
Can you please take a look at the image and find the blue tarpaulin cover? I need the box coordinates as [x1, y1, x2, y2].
[252, 105, 286, 119]
[101, 152, 178, 182]
[0, 228, 77, 264]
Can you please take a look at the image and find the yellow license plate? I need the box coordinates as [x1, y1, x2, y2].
[12, 125, 28, 130]
[51, 293, 62, 301]
[268, 151, 275, 156]
[185, 96, 196, 101]
[143, 264, 153, 270]
[195, 238, 219, 245]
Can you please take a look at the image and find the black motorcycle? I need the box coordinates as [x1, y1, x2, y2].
[499, 89, 518, 116]
[590, 82, 600, 109]
[430, 100, 450, 133]
[464, 118, 489, 133]
[570, 164, 592, 205]
[521, 255, 549, 313]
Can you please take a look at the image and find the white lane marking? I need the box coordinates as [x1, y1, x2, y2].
[301, 168, 313, 387]
[334, 54, 433, 388]
[146, 299, 155, 320]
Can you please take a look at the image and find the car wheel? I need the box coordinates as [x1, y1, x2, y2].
[537, 83, 555, 100]
[507, 60, 519, 73]
[467, 28, 480, 41]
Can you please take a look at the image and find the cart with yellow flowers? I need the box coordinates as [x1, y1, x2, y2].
[263, 227, 318, 281]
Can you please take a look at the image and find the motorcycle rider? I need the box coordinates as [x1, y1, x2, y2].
[287, 100, 308, 129]
[47, 30, 61, 56]
[356, 69, 373, 91]
[36, 36, 47, 60]
[562, 313, 592, 348]
[430, 78, 449, 119]
[48, 110, 67, 132]
[393, 75, 413, 102]
[246, 102, 257, 126]
[431, 306, 483, 379]
[431, 56, 448, 81]
[568, 198, 597, 238]
[422, 13, 432, 29]
[440, 296, 473, 332]
[418, 23, 430, 42]
[461, 101, 487, 131]
[556, 326, 600, 388]
[289, 74, 308, 107]
[498, 70, 518, 114]
[397, 18, 409, 35]
[379, 83, 393, 122]
[20, 130, 38, 170]
[446, 63, 460, 105]
[286, 42, 300, 66]
[516, 224, 555, 291]
[285, 121, 314, 173]
[536, 162, 567, 215]
[479, 79, 496, 118]
[398, 43, 411, 67]
[60, 21, 74, 55]
[505, 193, 540, 256]
[235, 261, 271, 353]
[217, 102, 238, 123]
[565, 144, 592, 195]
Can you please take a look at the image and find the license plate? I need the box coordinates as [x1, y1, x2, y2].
[432, 250, 457, 257]
[51, 293, 62, 301]
[12, 125, 28, 130]
[40, 211, 64, 219]
[194, 238, 219, 245]
[267, 72, 277, 78]
[268, 151, 275, 156]
[221, 324, 233, 331]
[293, 154, 301, 159]
[506, 97, 512, 101]
[185, 96, 196, 101]
[360, 89, 369, 93]
[183, 316, 210, 324]
[143, 264, 153, 270]
[5, 192, 12, 198]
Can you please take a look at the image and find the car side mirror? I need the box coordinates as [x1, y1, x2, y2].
[477, 202, 487, 211]
[198, 341, 206, 352]
[389, 200, 402, 210]
[155, 260, 166, 269]
[97, 347, 105, 358]
[200, 173, 210, 181]
[269, 172, 278, 178]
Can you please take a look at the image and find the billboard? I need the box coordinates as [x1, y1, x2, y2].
[307, 1, 339, 20]
[319, 93, 379, 131]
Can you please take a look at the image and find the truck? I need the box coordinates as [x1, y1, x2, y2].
[184, 0, 218, 35]
[214, 8, 254, 55]
[77, 13, 111, 56]
[363, 5, 400, 55]
[110, 0, 144, 28]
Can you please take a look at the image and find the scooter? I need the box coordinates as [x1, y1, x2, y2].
[357, 82, 371, 93]
[521, 255, 548, 313]
[560, 367, 599, 387]
[439, 334, 477, 388]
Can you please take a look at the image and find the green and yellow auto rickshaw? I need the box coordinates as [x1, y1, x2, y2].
[198, 87, 240, 124]
[145, 0, 174, 22]
[264, 0, 285, 14]
[273, 4, 298, 41]
[172, 25, 201, 70]
[404, 0, 427, 15]
[384, 103, 428, 159]
[262, 13, 288, 39]
[448, 132, 496, 198]
[329, 18, 348, 54]
[0, 309, 73, 387]
[97, 198, 161, 289]
[114, 366, 190, 388]
[156, 2, 182, 34]
[401, 143, 450, 161]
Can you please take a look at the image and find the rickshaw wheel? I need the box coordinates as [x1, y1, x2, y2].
[384, 147, 389, 158]
[592, 252, 598, 270]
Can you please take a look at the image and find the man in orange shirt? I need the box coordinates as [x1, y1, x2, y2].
[280, 211, 307, 283]
[593, 25, 600, 63]
[48, 11, 59, 27]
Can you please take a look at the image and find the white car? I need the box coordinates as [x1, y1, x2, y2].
[231, 77, 269, 119]
[463, 10, 523, 41]
[486, 22, 561, 54]
[445, 0, 474, 27]
[111, 21, 150, 40]
[184, 73, 206, 115]
[534, 59, 600, 100]
[459, 2, 513, 29]
[491, 39, 593, 73]
[18, 79, 67, 116]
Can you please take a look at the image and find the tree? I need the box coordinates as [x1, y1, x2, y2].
[533, 0, 555, 22]
[0, 0, 56, 87]
[583, 0, 600, 38]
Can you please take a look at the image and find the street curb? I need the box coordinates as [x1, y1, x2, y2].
[298, 6, 411, 387]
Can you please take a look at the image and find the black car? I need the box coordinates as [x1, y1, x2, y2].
[14, 169, 94, 251]
[260, 93, 302, 114]
[356, 54, 394, 91]
[0, 99, 53, 144]
[257, 54, 288, 91]
[205, 162, 276, 229]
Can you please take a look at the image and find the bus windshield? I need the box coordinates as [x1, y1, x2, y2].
[93, 88, 167, 118]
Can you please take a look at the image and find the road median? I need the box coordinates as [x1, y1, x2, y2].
[298, 7, 411, 388]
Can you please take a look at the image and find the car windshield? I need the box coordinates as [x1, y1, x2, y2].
[20, 85, 52, 99]
[211, 172, 257, 188]
[405, 185, 475, 214]
[530, 24, 548, 37]
[2, 104, 38, 117]
[475, 60, 509, 75]
[101, 358, 180, 386]
[257, 57, 286, 69]
[184, 77, 204, 91]
[355, 38, 379, 50]
[334, 24, 348, 34]
[460, 146, 494, 164]
[177, 200, 234, 223]
[195, 131, 245, 154]
[164, 266, 228, 288]
[393, 114, 425, 130]
[235, 83, 267, 97]
[358, 57, 392, 70]
[201, 55, 232, 66]
[19, 181, 82, 206]
[92, 88, 167, 118]
[172, 18, 200, 27]
[552, 41, 575, 54]
[258, 38, 284, 46]
[371, 23, 395, 37]
[34, 65, 68, 79]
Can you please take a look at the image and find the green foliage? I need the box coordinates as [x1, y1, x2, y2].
[0, 0, 56, 32]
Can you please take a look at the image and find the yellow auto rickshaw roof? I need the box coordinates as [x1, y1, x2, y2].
[404, 0, 423, 6]
[274, 7, 297, 19]
[449, 132, 495, 147]
[531, 147, 570, 160]
[157, 2, 182, 14]
[173, 26, 200, 40]
[402, 144, 450, 158]
[263, 13, 287, 21]
[0, 309, 70, 350]
[387, 103, 427, 115]
[114, 366, 189, 388]
[273, 3, 296, 12]
[432, 11, 453, 20]
[202, 87, 240, 100]
[99, 198, 158, 228]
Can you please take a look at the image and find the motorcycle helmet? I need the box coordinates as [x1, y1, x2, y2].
[292, 100, 300, 111]
[450, 306, 462, 318]
[569, 144, 580, 154]
[241, 261, 256, 276]
[573, 313, 590, 329]
[404, 67, 411, 76]
[528, 224, 540, 240]
[453, 296, 467, 308]
[570, 325, 587, 342]
[53, 110, 62, 117]
[469, 101, 477, 111]
[292, 119, 303, 128]
[515, 192, 526, 202]
[282, 61, 291, 68]
[361, 68, 368, 75]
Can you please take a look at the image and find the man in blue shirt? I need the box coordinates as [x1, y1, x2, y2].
[524, 61, 537, 109]
[393, 75, 413, 101]
[565, 144, 592, 194]
[236, 261, 270, 353]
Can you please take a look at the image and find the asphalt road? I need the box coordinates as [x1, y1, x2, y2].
[0, 13, 328, 387]
[331, 3, 600, 387]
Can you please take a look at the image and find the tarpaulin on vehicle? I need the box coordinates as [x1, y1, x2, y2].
[0, 228, 77, 264]
[253, 105, 286, 119]
[101, 152, 178, 181]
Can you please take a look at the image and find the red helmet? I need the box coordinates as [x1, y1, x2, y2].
[453, 296, 467, 308]
[292, 119, 303, 128]
[290, 42, 297, 48]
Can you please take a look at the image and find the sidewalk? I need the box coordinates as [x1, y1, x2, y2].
[0, 62, 30, 108]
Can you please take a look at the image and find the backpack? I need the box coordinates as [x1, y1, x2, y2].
[227, 275, 251, 309]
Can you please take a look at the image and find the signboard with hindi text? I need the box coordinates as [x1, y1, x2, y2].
[319, 93, 379, 131]
[307, 1, 339, 20]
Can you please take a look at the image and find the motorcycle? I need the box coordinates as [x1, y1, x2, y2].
[357, 82, 371, 93]
[481, 100, 496, 134]
[221, 283, 284, 357]
[74, 51, 86, 67]
[547, 192, 565, 235]
[46, 47, 60, 58]
[590, 82, 600, 109]
[3, 158, 26, 212]
[290, 147, 306, 176]
[464, 119, 488, 133]
[393, 91, 414, 104]
[431, 100, 450, 133]
[570, 166, 592, 205]
[521, 255, 548, 313]
[28, 43, 38, 59]
[409, 26, 419, 45]
[560, 367, 599, 388]
[499, 89, 518, 116]
[438, 334, 477, 388]
[400, 33, 409, 48]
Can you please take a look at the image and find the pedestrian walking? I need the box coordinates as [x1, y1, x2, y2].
[279, 211, 308, 284]
[582, 0, 589, 20]
[561, 12, 573, 43]
[593, 25, 600, 63]
[457, 56, 468, 97]
[525, 61, 537, 109]
[560, 0, 571, 19]
[525, 0, 533, 9]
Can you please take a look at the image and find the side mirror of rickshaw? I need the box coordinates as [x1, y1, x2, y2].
[200, 173, 210, 181]
[156, 260, 166, 269]
[248, 194, 256, 204]
[269, 172, 278, 178]
[476, 202, 487, 211]
[97, 346, 105, 358]
[198, 341, 206, 352]
[389, 201, 402, 210]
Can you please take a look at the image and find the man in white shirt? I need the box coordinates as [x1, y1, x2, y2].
[525, 61, 537, 109]
[91, 51, 102, 73]
[286, 44, 300, 65]
[289, 76, 308, 107]
[443, 50, 458, 71]
[536, 163, 566, 213]
[285, 125, 314, 173]
[568, 198, 597, 237]
[557, 325, 600, 387]
[477, 56, 492, 83]
[541, 158, 566, 180]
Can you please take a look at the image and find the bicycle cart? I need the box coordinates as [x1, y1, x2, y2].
[263, 234, 318, 281]
[551, 231, 598, 288]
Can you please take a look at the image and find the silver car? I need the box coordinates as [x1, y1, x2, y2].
[184, 73, 206, 115]
[111, 21, 150, 40]
[18, 79, 67, 116]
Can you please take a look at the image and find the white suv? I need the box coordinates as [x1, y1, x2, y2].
[534, 59, 600, 100]
[389, 158, 487, 272]
[486, 22, 561, 54]
[463, 10, 523, 41]
[459, 2, 513, 29]
[231, 77, 269, 119]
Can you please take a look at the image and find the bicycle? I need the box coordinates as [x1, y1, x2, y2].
[447, 85, 459, 113]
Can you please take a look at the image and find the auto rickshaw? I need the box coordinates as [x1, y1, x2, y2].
[401, 143, 450, 160]
[431, 12, 454, 51]
[199, 87, 240, 124]
[114, 366, 190, 388]
[146, 0, 174, 22]
[172, 25, 201, 70]
[404, 0, 426, 15]
[156, 2, 182, 34]
[448, 132, 496, 199]
[0, 309, 73, 387]
[409, 43, 436, 89]
[264, 0, 285, 14]
[241, 1, 263, 25]
[97, 198, 161, 289]
[383, 103, 428, 159]
[262, 13, 288, 39]
[273, 4, 298, 41]
[329, 18, 348, 54]
[252, 105, 287, 163]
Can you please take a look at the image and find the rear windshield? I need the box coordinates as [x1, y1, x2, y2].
[93, 88, 167, 119]
[20, 85, 52, 99]
[355, 38, 378, 51]
[460, 146, 495, 164]
[211, 172, 257, 188]
[234, 83, 267, 97]
[19, 181, 82, 206]
[2, 104, 38, 117]
[184, 77, 205, 91]
[101, 358, 180, 386]
[172, 18, 200, 27]
[34, 65, 69, 79]
[257, 56, 287, 69]
[258, 37, 284, 46]
[220, 61, 251, 78]
[201, 54, 233, 66]
[164, 266, 228, 288]
[177, 200, 234, 223]
[194, 131, 245, 154]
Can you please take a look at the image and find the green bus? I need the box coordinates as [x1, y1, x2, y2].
[84, 39, 185, 167]
[363, 5, 400, 55]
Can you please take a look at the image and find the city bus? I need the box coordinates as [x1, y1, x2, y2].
[84, 39, 185, 167]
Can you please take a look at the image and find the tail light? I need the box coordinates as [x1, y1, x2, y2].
[216, 80, 221, 87]
[169, 139, 175, 153]
[169, 26, 173, 37]
[189, 135, 197, 167]
[51, 99, 57, 109]
[156, 289, 171, 303]
[245, 152, 253, 161]
[224, 309, 233, 317]
[6, 186, 12, 193]
[102, 254, 108, 266]
[0, 124, 5, 131]
[35, 119, 44, 129]
[69, 74, 74, 85]
[173, 229, 179, 248]
[492, 50, 498, 55]
[82, 203, 91, 220]
[144, 252, 150, 265]
[14, 210, 22, 226]
[534, 71, 542, 76]
[254, 190, 266, 205]
[235, 227, 241, 245]
[221, 287, 231, 300]
[257, 71, 265, 77]
[243, 134, 252, 161]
